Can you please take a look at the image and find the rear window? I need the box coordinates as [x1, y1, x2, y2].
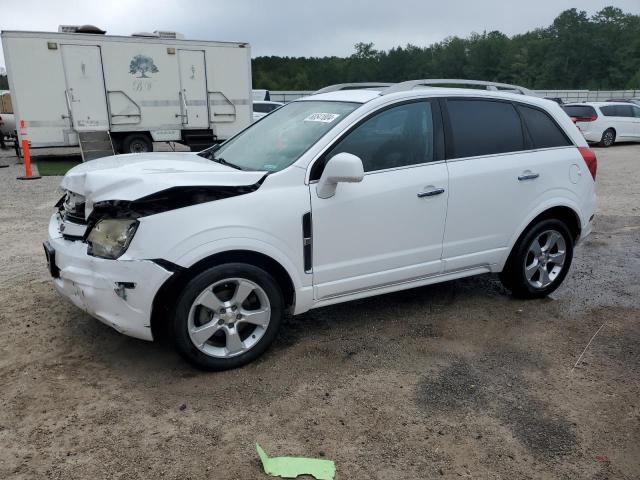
[447, 99, 524, 159]
[601, 105, 634, 117]
[563, 105, 597, 118]
[517, 105, 571, 149]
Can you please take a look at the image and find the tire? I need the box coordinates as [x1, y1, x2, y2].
[173, 263, 284, 370]
[499, 219, 574, 299]
[598, 128, 615, 148]
[121, 133, 153, 154]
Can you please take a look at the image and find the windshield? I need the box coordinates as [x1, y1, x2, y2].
[199, 101, 359, 172]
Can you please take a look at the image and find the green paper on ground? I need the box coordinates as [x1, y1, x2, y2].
[256, 443, 336, 480]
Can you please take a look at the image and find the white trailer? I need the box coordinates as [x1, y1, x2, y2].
[1, 27, 252, 160]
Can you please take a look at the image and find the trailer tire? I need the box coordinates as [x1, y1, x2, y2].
[122, 134, 153, 154]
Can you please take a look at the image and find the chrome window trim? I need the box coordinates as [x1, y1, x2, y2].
[443, 145, 577, 164]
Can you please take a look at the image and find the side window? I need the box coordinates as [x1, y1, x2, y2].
[324, 101, 434, 173]
[616, 105, 634, 117]
[633, 106, 640, 118]
[517, 105, 571, 149]
[600, 105, 617, 117]
[447, 99, 524, 159]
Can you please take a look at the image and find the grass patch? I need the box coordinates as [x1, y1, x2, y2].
[36, 156, 82, 176]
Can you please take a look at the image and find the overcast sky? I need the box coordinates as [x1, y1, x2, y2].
[1, 0, 639, 69]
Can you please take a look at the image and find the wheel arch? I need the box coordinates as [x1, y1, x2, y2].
[150, 250, 296, 341]
[500, 205, 582, 271]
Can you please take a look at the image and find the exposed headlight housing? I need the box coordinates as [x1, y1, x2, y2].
[86, 219, 139, 259]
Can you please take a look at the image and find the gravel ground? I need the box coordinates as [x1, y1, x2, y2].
[0, 144, 638, 480]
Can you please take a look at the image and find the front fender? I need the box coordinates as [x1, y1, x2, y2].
[173, 235, 308, 291]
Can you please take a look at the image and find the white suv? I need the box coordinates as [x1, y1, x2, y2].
[45, 83, 597, 370]
[564, 102, 640, 147]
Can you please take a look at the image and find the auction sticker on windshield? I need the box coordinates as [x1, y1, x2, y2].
[304, 113, 340, 123]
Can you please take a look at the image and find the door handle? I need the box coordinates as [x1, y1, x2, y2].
[518, 172, 539, 181]
[417, 188, 445, 198]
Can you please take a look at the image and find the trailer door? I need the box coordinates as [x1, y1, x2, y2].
[178, 50, 209, 128]
[60, 45, 109, 131]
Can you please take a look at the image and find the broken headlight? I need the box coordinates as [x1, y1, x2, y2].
[87, 219, 139, 259]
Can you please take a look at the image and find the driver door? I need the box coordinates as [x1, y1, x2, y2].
[309, 100, 449, 300]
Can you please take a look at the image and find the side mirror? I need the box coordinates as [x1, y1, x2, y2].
[316, 152, 364, 199]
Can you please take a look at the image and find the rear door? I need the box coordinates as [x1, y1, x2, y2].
[177, 50, 209, 128]
[60, 45, 109, 131]
[310, 100, 448, 299]
[442, 98, 574, 271]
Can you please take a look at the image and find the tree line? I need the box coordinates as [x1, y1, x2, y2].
[1, 7, 638, 93]
[252, 7, 640, 91]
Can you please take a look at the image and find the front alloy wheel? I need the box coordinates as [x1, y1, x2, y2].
[188, 278, 271, 358]
[174, 264, 284, 370]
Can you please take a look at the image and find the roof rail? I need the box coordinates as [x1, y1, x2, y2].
[381, 79, 537, 96]
[314, 82, 395, 94]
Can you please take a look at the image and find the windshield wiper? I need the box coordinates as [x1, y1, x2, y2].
[198, 146, 244, 170]
[211, 156, 244, 170]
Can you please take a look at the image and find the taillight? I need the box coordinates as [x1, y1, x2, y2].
[574, 115, 597, 122]
[578, 147, 597, 180]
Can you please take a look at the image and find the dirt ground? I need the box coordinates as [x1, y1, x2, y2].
[0, 144, 638, 480]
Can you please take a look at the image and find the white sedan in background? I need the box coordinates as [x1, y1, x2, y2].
[252, 101, 283, 122]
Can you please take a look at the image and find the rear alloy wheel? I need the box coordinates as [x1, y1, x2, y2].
[173, 264, 284, 370]
[500, 219, 574, 299]
[599, 128, 615, 147]
[523, 230, 567, 289]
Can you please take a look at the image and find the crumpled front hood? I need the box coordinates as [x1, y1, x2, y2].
[60, 152, 267, 204]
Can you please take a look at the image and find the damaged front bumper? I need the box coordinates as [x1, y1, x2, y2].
[47, 213, 173, 341]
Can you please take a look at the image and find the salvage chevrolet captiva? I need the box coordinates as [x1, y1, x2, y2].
[45, 81, 597, 370]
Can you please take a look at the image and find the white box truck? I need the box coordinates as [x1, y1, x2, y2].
[1, 26, 252, 160]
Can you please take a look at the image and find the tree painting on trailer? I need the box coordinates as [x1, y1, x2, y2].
[129, 55, 159, 78]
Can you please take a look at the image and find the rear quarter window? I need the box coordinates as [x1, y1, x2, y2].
[446, 99, 524, 159]
[517, 105, 571, 149]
